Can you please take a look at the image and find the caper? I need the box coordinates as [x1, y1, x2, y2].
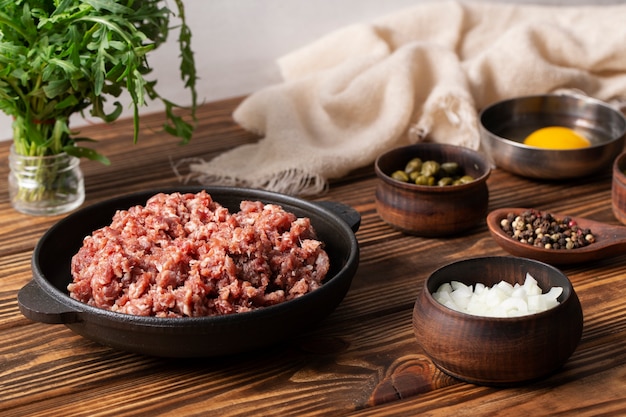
[457, 175, 475, 184]
[414, 175, 434, 186]
[404, 158, 422, 174]
[409, 171, 420, 182]
[391, 170, 409, 182]
[390, 157, 476, 187]
[421, 160, 440, 177]
[440, 162, 460, 176]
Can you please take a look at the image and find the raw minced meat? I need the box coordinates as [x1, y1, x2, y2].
[67, 191, 330, 317]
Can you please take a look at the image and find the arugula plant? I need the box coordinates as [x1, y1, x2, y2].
[0, 0, 198, 164]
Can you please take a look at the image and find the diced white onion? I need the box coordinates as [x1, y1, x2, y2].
[432, 273, 563, 318]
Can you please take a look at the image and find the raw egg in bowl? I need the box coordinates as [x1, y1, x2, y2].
[480, 94, 626, 180]
[523, 126, 590, 150]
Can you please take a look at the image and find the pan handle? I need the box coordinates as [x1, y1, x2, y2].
[17, 280, 81, 324]
[315, 201, 361, 233]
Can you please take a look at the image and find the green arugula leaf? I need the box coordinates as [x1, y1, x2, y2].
[63, 143, 111, 165]
[0, 0, 198, 160]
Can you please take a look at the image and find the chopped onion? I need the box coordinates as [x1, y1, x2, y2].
[432, 273, 562, 317]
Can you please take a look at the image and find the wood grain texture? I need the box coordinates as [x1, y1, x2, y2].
[1, 97, 626, 416]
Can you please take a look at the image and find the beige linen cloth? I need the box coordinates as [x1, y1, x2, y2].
[181, 0, 626, 196]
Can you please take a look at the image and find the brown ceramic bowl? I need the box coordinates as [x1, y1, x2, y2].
[412, 256, 583, 386]
[480, 94, 626, 180]
[374, 143, 491, 236]
[612, 152, 626, 225]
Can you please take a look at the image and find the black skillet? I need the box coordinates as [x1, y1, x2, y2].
[18, 186, 361, 357]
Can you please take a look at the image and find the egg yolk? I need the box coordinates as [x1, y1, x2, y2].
[523, 126, 590, 149]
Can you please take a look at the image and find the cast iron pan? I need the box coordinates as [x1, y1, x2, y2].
[18, 186, 361, 357]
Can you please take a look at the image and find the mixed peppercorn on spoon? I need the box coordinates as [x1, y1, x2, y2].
[487, 208, 626, 265]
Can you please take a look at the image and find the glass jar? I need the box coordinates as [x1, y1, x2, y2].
[8, 145, 85, 216]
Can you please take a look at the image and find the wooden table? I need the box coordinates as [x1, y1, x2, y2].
[2, 97, 626, 417]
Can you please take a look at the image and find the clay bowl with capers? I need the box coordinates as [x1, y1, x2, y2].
[374, 143, 491, 236]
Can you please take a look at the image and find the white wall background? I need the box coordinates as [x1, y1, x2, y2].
[1, 0, 623, 141]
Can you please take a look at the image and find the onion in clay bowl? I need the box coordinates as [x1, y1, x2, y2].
[487, 207, 626, 265]
[18, 186, 361, 358]
[412, 256, 583, 386]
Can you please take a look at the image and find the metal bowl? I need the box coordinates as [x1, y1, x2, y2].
[412, 256, 583, 386]
[18, 186, 361, 358]
[480, 94, 626, 179]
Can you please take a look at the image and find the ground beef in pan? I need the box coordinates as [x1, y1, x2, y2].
[68, 191, 330, 317]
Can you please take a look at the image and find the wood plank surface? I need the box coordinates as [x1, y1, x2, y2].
[1, 97, 626, 416]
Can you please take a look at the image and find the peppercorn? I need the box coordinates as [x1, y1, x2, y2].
[500, 209, 596, 250]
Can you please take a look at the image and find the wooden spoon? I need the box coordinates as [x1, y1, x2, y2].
[486, 208, 626, 265]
